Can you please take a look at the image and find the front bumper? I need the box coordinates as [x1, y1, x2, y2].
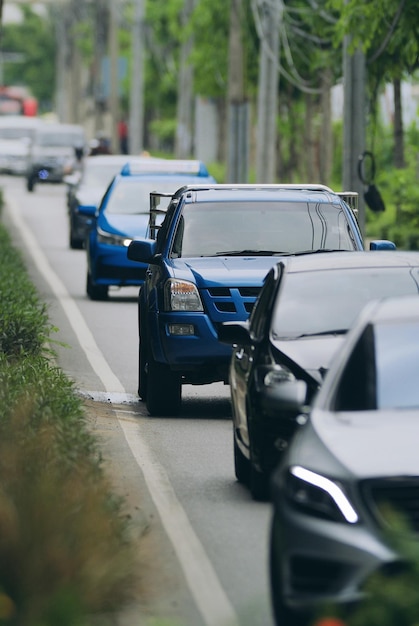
[270, 496, 398, 612]
[91, 242, 148, 286]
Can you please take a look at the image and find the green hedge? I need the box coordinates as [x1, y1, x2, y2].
[0, 220, 139, 626]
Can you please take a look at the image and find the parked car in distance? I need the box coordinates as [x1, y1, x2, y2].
[66, 154, 140, 249]
[218, 250, 419, 500]
[81, 159, 216, 300]
[127, 183, 395, 417]
[0, 115, 44, 175]
[26, 122, 86, 191]
[268, 293, 419, 626]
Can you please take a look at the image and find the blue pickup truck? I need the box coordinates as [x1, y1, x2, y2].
[127, 183, 395, 415]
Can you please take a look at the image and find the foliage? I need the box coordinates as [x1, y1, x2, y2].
[364, 120, 419, 248]
[0, 226, 52, 359]
[0, 6, 56, 109]
[0, 219, 140, 625]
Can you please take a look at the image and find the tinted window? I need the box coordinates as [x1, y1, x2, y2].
[271, 269, 419, 339]
[375, 322, 419, 409]
[174, 201, 356, 258]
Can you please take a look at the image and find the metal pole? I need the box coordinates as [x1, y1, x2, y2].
[129, 0, 145, 155]
[343, 36, 366, 236]
[108, 0, 120, 152]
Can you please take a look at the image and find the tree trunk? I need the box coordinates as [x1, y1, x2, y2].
[393, 77, 405, 168]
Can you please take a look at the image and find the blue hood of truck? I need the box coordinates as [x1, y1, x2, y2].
[168, 256, 281, 287]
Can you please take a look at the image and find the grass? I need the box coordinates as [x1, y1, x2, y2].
[0, 215, 141, 625]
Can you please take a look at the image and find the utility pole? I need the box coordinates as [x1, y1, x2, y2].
[175, 0, 195, 159]
[255, 0, 281, 183]
[343, 37, 366, 236]
[129, 0, 145, 155]
[108, 0, 120, 152]
[226, 0, 249, 183]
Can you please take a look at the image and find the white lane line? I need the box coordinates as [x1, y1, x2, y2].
[5, 195, 239, 626]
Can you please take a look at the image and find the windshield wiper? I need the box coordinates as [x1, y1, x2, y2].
[292, 248, 351, 256]
[294, 329, 348, 338]
[213, 249, 288, 256]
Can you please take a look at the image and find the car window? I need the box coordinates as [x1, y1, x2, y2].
[375, 322, 419, 409]
[271, 268, 419, 339]
[171, 201, 356, 258]
[249, 266, 282, 340]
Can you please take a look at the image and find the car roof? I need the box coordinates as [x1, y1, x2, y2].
[175, 184, 350, 204]
[280, 250, 419, 273]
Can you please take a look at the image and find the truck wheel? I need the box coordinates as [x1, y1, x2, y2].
[86, 271, 108, 301]
[138, 317, 148, 401]
[234, 437, 250, 484]
[146, 352, 181, 416]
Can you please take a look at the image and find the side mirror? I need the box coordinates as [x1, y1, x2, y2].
[260, 379, 307, 415]
[369, 240, 396, 250]
[127, 239, 157, 264]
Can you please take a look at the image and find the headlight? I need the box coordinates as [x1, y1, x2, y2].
[286, 465, 359, 524]
[164, 279, 203, 312]
[97, 226, 132, 247]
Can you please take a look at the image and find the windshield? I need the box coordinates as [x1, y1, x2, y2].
[172, 201, 357, 258]
[82, 163, 127, 188]
[0, 127, 37, 140]
[37, 132, 84, 147]
[271, 268, 419, 339]
[105, 177, 194, 215]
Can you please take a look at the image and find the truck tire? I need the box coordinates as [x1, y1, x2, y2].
[146, 352, 181, 416]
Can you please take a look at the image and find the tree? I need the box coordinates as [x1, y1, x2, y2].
[1, 6, 55, 110]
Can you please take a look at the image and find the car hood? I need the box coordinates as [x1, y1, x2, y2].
[271, 335, 346, 384]
[100, 213, 150, 238]
[169, 256, 280, 287]
[309, 409, 419, 478]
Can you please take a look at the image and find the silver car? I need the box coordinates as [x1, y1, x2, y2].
[269, 294, 419, 625]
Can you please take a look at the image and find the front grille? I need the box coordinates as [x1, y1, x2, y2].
[202, 286, 261, 320]
[360, 477, 419, 532]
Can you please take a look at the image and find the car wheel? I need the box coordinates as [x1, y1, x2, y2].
[270, 513, 309, 626]
[86, 271, 108, 301]
[69, 226, 83, 250]
[138, 321, 147, 401]
[234, 436, 250, 484]
[26, 176, 35, 192]
[146, 351, 181, 416]
[250, 464, 269, 501]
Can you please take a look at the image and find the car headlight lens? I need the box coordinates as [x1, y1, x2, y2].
[97, 226, 132, 247]
[286, 465, 359, 524]
[164, 279, 203, 312]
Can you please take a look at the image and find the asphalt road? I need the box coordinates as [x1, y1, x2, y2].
[2, 175, 275, 626]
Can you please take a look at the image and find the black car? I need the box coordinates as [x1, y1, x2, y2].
[268, 294, 419, 626]
[66, 154, 133, 249]
[218, 251, 419, 500]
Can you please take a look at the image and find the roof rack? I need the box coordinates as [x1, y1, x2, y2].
[149, 191, 175, 239]
[120, 158, 209, 177]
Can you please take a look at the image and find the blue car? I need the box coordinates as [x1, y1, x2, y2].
[81, 159, 216, 300]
